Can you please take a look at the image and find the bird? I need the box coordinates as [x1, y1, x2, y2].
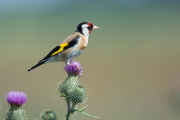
[28, 22, 99, 72]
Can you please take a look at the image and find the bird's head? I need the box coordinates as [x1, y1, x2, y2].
[76, 22, 99, 37]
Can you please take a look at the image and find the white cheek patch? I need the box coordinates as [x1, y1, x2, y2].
[81, 25, 89, 37]
[83, 28, 89, 35]
[82, 24, 88, 28]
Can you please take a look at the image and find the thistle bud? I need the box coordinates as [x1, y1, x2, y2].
[40, 109, 57, 120]
[5, 106, 27, 120]
[58, 75, 79, 96]
[69, 85, 87, 104]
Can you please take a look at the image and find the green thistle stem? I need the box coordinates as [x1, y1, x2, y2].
[66, 99, 71, 120]
[74, 106, 99, 118]
[81, 111, 99, 118]
[71, 102, 77, 111]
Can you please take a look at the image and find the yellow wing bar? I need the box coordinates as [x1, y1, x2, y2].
[51, 43, 69, 56]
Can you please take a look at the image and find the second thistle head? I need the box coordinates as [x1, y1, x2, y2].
[5, 91, 28, 120]
[64, 61, 82, 76]
[6, 91, 27, 107]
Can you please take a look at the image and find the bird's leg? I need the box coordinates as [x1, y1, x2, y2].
[65, 59, 71, 65]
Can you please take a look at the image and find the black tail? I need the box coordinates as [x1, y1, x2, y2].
[28, 61, 46, 72]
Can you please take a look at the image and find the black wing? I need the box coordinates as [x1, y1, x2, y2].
[39, 35, 80, 62]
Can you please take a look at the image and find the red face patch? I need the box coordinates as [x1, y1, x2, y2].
[87, 22, 93, 34]
[89, 30, 92, 34]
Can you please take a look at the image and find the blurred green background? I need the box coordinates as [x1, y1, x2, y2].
[1, 0, 180, 120]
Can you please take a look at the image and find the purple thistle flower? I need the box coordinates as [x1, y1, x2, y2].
[6, 91, 27, 106]
[64, 61, 82, 76]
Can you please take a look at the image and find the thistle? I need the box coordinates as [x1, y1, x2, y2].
[59, 61, 82, 96]
[40, 109, 57, 120]
[57, 61, 98, 120]
[5, 91, 28, 120]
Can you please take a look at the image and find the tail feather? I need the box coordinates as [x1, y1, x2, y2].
[28, 61, 46, 72]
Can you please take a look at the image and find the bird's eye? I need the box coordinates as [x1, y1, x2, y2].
[87, 26, 92, 31]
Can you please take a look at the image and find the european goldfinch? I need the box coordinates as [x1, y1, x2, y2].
[28, 22, 99, 72]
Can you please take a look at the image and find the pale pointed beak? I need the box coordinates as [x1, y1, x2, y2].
[93, 25, 99, 30]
